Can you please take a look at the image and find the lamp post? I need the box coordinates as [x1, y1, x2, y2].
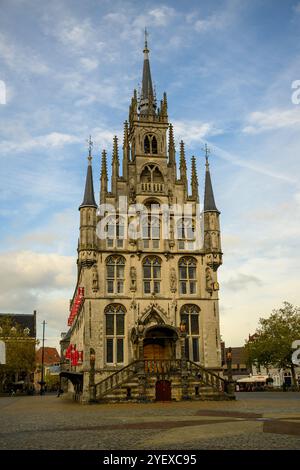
[39, 321, 46, 396]
[226, 347, 235, 398]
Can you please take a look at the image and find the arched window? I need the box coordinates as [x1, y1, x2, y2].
[151, 136, 158, 154]
[141, 201, 160, 249]
[143, 256, 161, 294]
[106, 255, 125, 294]
[105, 215, 125, 248]
[179, 257, 197, 294]
[143, 134, 158, 155]
[140, 164, 163, 192]
[105, 304, 125, 364]
[180, 305, 200, 362]
[144, 135, 150, 154]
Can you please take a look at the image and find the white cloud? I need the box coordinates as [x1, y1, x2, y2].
[46, 17, 104, 54]
[293, 2, 300, 14]
[0, 32, 49, 75]
[79, 57, 99, 71]
[172, 120, 222, 145]
[148, 6, 176, 26]
[0, 251, 74, 291]
[0, 132, 81, 153]
[243, 108, 300, 134]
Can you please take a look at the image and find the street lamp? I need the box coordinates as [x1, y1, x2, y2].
[39, 320, 46, 396]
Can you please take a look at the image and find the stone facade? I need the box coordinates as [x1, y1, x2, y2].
[62, 38, 226, 402]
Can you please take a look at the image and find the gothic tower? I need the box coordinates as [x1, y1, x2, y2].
[61, 35, 227, 403]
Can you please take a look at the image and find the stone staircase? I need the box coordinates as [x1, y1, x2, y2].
[91, 360, 235, 402]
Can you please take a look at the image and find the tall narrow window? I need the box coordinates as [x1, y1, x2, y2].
[105, 216, 125, 248]
[179, 257, 197, 294]
[105, 304, 125, 364]
[143, 134, 158, 154]
[106, 255, 125, 294]
[141, 204, 160, 249]
[180, 305, 200, 362]
[144, 135, 150, 154]
[143, 256, 161, 294]
[152, 136, 158, 154]
[176, 218, 195, 249]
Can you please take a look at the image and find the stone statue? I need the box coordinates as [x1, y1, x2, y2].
[92, 265, 98, 291]
[130, 266, 137, 291]
[170, 267, 177, 293]
[206, 267, 213, 293]
[129, 179, 136, 204]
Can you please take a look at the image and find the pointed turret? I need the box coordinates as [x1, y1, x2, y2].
[203, 145, 222, 264]
[79, 141, 97, 209]
[139, 29, 156, 116]
[191, 156, 199, 201]
[111, 135, 119, 195]
[100, 149, 108, 204]
[179, 140, 188, 195]
[78, 137, 97, 267]
[122, 121, 129, 179]
[204, 156, 218, 212]
[168, 123, 175, 166]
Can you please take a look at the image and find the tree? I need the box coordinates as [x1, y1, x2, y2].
[0, 317, 36, 390]
[245, 302, 300, 388]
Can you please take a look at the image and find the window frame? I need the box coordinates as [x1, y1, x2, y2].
[106, 255, 125, 294]
[105, 304, 126, 365]
[178, 257, 197, 295]
[142, 256, 162, 295]
[180, 304, 200, 363]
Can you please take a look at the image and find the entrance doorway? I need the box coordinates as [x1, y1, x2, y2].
[156, 380, 171, 401]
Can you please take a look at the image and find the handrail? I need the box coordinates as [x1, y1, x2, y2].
[92, 358, 229, 399]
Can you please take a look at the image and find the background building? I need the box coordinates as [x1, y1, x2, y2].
[0, 311, 36, 393]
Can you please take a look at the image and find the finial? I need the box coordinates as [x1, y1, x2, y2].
[86, 135, 93, 164]
[144, 27, 149, 52]
[202, 143, 210, 169]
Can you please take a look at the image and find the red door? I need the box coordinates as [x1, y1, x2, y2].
[155, 380, 171, 401]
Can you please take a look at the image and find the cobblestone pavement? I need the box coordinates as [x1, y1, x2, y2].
[0, 393, 300, 450]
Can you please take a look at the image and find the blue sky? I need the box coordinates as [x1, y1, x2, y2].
[0, 0, 300, 349]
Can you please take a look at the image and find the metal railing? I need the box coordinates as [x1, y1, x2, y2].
[92, 359, 230, 399]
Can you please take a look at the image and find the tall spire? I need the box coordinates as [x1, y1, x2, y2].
[179, 140, 188, 196]
[79, 137, 97, 209]
[111, 135, 119, 195]
[168, 123, 175, 166]
[139, 29, 156, 115]
[191, 156, 199, 201]
[100, 149, 108, 204]
[203, 144, 219, 212]
[122, 120, 129, 179]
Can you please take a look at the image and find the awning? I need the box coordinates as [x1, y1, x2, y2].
[60, 371, 83, 387]
[237, 375, 269, 383]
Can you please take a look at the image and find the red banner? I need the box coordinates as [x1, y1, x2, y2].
[67, 287, 84, 326]
[64, 344, 83, 366]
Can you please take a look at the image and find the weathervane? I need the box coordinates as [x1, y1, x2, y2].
[202, 143, 211, 168]
[144, 27, 149, 52]
[87, 135, 93, 163]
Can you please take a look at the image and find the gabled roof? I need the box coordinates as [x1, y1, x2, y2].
[36, 347, 60, 365]
[0, 312, 36, 338]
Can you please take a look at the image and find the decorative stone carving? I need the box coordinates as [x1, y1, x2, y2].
[205, 267, 213, 293]
[170, 267, 177, 293]
[92, 265, 98, 291]
[130, 266, 137, 291]
[129, 179, 136, 204]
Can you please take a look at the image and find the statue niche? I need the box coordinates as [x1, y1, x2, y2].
[130, 266, 137, 291]
[205, 267, 213, 294]
[92, 265, 99, 292]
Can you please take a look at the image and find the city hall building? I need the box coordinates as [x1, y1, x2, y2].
[60, 37, 231, 402]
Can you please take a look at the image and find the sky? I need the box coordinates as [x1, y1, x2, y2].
[0, 0, 300, 351]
